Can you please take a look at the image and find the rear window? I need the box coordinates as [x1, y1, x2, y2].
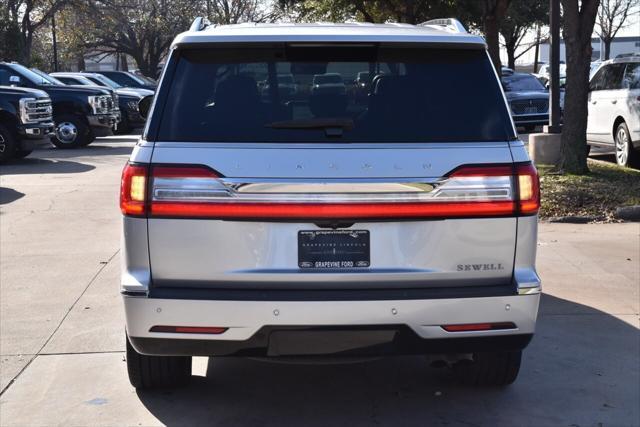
[502, 74, 545, 92]
[157, 45, 514, 142]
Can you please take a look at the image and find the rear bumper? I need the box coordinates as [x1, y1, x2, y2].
[129, 328, 534, 357]
[124, 293, 539, 356]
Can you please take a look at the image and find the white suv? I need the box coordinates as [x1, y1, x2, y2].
[121, 18, 541, 390]
[587, 56, 640, 167]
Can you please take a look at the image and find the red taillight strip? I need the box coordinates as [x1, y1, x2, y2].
[149, 325, 228, 334]
[442, 322, 516, 332]
[150, 200, 517, 219]
[120, 162, 540, 219]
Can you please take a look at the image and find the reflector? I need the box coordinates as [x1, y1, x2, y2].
[442, 322, 516, 332]
[150, 325, 228, 334]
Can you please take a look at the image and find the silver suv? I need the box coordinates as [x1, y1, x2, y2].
[120, 18, 541, 389]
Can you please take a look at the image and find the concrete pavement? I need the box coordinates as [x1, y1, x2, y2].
[0, 140, 638, 426]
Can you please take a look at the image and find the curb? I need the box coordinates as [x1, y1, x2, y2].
[547, 216, 599, 224]
[615, 205, 640, 222]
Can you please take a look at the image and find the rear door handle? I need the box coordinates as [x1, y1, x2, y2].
[590, 100, 597, 104]
[611, 100, 617, 104]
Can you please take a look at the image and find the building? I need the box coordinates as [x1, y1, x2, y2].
[539, 36, 640, 63]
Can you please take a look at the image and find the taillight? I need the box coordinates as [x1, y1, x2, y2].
[515, 163, 540, 215]
[120, 163, 148, 216]
[134, 162, 540, 220]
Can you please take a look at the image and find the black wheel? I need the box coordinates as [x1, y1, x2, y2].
[523, 125, 536, 132]
[79, 133, 96, 147]
[50, 115, 91, 148]
[615, 122, 638, 168]
[126, 334, 192, 390]
[453, 351, 522, 386]
[14, 149, 33, 159]
[115, 116, 132, 135]
[0, 123, 18, 162]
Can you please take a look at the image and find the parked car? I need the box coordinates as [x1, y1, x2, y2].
[52, 72, 152, 134]
[260, 74, 297, 100]
[121, 18, 541, 390]
[587, 56, 640, 167]
[0, 86, 54, 162]
[33, 69, 122, 134]
[501, 66, 514, 75]
[502, 72, 551, 131]
[94, 71, 157, 91]
[0, 62, 118, 148]
[534, 62, 566, 85]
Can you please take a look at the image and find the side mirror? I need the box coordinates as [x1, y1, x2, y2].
[9, 75, 21, 85]
[138, 95, 153, 120]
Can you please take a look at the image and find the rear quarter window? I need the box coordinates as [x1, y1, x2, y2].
[156, 45, 515, 143]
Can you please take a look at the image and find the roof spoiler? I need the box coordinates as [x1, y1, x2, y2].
[189, 17, 211, 32]
[420, 18, 467, 34]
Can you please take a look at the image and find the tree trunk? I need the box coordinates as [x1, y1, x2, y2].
[484, 14, 502, 72]
[603, 38, 611, 60]
[76, 54, 85, 71]
[506, 43, 516, 69]
[533, 26, 541, 73]
[559, 0, 600, 175]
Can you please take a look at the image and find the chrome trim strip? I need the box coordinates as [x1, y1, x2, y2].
[151, 176, 514, 203]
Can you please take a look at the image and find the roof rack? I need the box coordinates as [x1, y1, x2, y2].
[419, 18, 467, 34]
[190, 17, 211, 32]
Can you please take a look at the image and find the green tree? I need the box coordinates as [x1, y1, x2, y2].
[5, 0, 70, 65]
[499, 0, 548, 69]
[279, 0, 459, 25]
[0, 6, 24, 61]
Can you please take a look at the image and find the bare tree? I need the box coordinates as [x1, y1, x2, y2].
[5, 0, 71, 65]
[207, 0, 280, 24]
[559, 0, 601, 174]
[80, 0, 203, 77]
[499, 0, 548, 69]
[595, 0, 639, 60]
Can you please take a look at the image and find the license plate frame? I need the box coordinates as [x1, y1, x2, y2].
[298, 230, 370, 269]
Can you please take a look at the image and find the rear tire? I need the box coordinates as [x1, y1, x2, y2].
[14, 149, 33, 159]
[126, 335, 192, 390]
[115, 116, 132, 135]
[0, 123, 17, 162]
[453, 351, 522, 386]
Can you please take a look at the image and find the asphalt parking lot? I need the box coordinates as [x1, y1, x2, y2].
[0, 137, 638, 426]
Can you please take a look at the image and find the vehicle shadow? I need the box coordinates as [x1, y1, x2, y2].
[0, 157, 96, 175]
[0, 187, 25, 205]
[33, 143, 135, 159]
[135, 294, 639, 427]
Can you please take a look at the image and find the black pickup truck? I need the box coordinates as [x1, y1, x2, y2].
[0, 62, 119, 148]
[0, 86, 54, 162]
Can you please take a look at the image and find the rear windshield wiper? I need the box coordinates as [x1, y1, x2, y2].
[265, 118, 353, 137]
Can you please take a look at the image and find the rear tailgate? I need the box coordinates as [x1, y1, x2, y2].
[146, 142, 518, 290]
